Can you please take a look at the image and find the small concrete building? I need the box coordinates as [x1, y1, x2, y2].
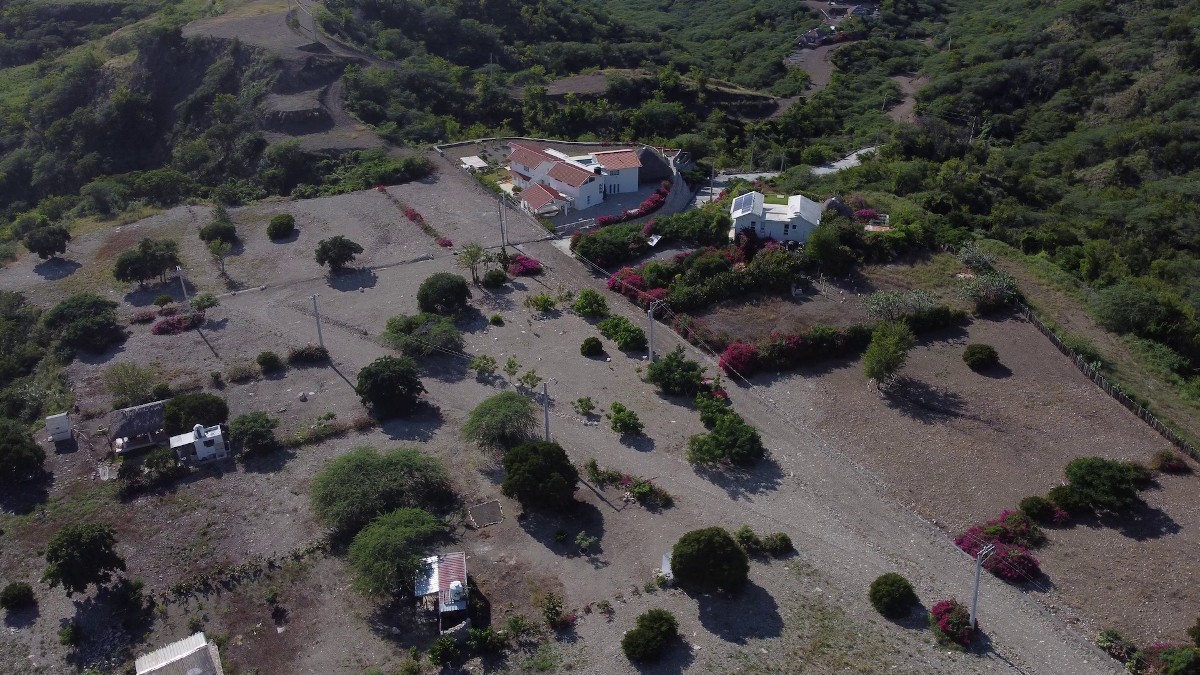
[135, 632, 224, 675]
[45, 412, 72, 443]
[415, 552, 470, 634]
[170, 424, 230, 464]
[729, 191, 823, 243]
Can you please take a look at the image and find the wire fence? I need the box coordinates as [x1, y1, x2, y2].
[1017, 303, 1198, 460]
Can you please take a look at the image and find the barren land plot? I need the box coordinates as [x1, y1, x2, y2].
[756, 313, 1197, 647]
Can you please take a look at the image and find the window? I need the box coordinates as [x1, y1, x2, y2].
[203, 439, 215, 447]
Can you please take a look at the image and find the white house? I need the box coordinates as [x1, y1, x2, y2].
[170, 424, 230, 464]
[508, 142, 641, 214]
[135, 632, 224, 675]
[729, 191, 823, 243]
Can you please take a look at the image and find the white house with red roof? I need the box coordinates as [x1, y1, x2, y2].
[508, 142, 641, 215]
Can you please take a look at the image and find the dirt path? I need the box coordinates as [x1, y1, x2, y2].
[888, 74, 928, 122]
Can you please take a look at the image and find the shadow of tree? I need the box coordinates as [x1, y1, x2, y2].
[379, 404, 444, 443]
[978, 363, 1013, 379]
[635, 635, 697, 675]
[2, 602, 39, 629]
[34, 257, 81, 280]
[620, 434, 655, 452]
[1095, 503, 1182, 541]
[884, 377, 965, 423]
[123, 277, 194, 307]
[0, 472, 51, 514]
[328, 267, 378, 292]
[516, 500, 606, 558]
[240, 446, 297, 474]
[695, 581, 783, 644]
[694, 456, 784, 501]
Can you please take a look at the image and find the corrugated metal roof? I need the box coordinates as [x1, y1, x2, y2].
[135, 632, 222, 675]
[415, 552, 467, 601]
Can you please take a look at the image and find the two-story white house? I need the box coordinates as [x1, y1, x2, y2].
[729, 191, 823, 243]
[508, 142, 641, 215]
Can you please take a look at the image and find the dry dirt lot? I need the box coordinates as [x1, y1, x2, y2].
[0, 167, 1139, 674]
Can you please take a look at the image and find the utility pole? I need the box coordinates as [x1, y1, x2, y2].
[647, 300, 665, 362]
[310, 293, 325, 350]
[176, 266, 188, 302]
[541, 382, 551, 441]
[969, 544, 996, 631]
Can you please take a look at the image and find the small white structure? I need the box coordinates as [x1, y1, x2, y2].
[45, 412, 72, 443]
[459, 155, 488, 172]
[415, 552, 470, 634]
[170, 424, 230, 464]
[135, 632, 224, 675]
[729, 190, 823, 243]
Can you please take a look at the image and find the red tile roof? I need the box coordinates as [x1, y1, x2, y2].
[521, 183, 564, 210]
[509, 169, 531, 182]
[548, 161, 594, 187]
[591, 149, 642, 170]
[507, 142, 556, 171]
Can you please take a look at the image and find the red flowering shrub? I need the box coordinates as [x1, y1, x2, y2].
[157, 304, 178, 317]
[152, 312, 204, 335]
[956, 510, 1045, 583]
[507, 254, 542, 276]
[642, 219, 657, 236]
[130, 309, 157, 324]
[569, 231, 584, 249]
[639, 287, 669, 310]
[607, 267, 646, 299]
[436, 237, 453, 248]
[854, 209, 880, 222]
[403, 207, 425, 225]
[930, 599, 974, 647]
[719, 341, 758, 376]
[596, 215, 619, 227]
[983, 543, 1040, 582]
[376, 185, 387, 192]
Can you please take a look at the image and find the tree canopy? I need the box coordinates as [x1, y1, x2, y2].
[113, 238, 180, 285]
[463, 391, 538, 449]
[417, 272, 472, 314]
[0, 419, 45, 480]
[163, 392, 228, 435]
[501, 441, 579, 510]
[23, 226, 71, 259]
[42, 523, 126, 597]
[315, 235, 364, 272]
[356, 356, 426, 418]
[348, 507, 443, 596]
[670, 527, 749, 593]
[311, 446, 453, 538]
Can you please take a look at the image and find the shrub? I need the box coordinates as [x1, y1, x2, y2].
[646, 346, 705, 396]
[489, 313, 504, 326]
[0, 582, 35, 611]
[572, 289, 609, 318]
[190, 293, 219, 312]
[1046, 484, 1091, 515]
[130, 309, 157, 324]
[761, 532, 793, 556]
[417, 272, 471, 314]
[287, 344, 329, 364]
[580, 336, 604, 356]
[502, 441, 579, 510]
[267, 214, 296, 239]
[382, 312, 464, 357]
[983, 543, 1041, 582]
[315, 235, 363, 272]
[104, 362, 162, 409]
[256, 351, 285, 374]
[597, 316, 647, 352]
[869, 573, 918, 619]
[467, 626, 505, 654]
[962, 344, 1000, 371]
[467, 354, 496, 379]
[733, 525, 762, 554]
[670, 527, 749, 592]
[524, 292, 556, 313]
[428, 636, 459, 666]
[230, 412, 279, 455]
[955, 510, 1045, 555]
[929, 598, 973, 648]
[59, 622, 81, 646]
[1190, 617, 1200, 647]
[436, 237, 453, 248]
[719, 341, 758, 375]
[621, 609, 678, 662]
[1019, 496, 1068, 525]
[153, 295, 173, 307]
[44, 293, 124, 354]
[348, 507, 443, 595]
[151, 312, 204, 335]
[199, 220, 237, 244]
[311, 446, 453, 538]
[608, 402, 643, 435]
[1095, 629, 1138, 661]
[1064, 456, 1144, 512]
[463, 391, 538, 449]
[508, 254, 543, 276]
[572, 397, 596, 416]
[864, 320, 916, 383]
[356, 356, 426, 418]
[961, 271, 1019, 313]
[687, 413, 765, 466]
[163, 392, 228, 435]
[481, 268, 508, 288]
[1150, 449, 1191, 475]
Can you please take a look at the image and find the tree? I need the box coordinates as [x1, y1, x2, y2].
[417, 272, 472, 314]
[864, 320, 915, 384]
[348, 507, 443, 595]
[686, 413, 765, 466]
[501, 441, 579, 510]
[0, 418, 45, 480]
[962, 344, 999, 371]
[199, 220, 237, 244]
[23, 226, 71, 259]
[208, 240, 232, 275]
[622, 609, 678, 662]
[315, 236, 364, 273]
[1093, 281, 1166, 335]
[503, 356, 520, 379]
[607, 402, 644, 435]
[190, 292, 219, 312]
[229, 412, 279, 455]
[646, 346, 706, 396]
[869, 573, 919, 619]
[382, 312, 463, 357]
[456, 242, 491, 283]
[0, 582, 35, 611]
[1064, 457, 1144, 512]
[467, 354, 496, 379]
[43, 293, 124, 354]
[103, 362, 162, 408]
[42, 523, 126, 597]
[463, 391, 537, 449]
[670, 527, 749, 592]
[311, 446, 453, 538]
[356, 356, 426, 418]
[267, 214, 296, 240]
[113, 238, 181, 285]
[162, 392, 229, 435]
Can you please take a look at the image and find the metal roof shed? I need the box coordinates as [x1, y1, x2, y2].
[135, 632, 224, 675]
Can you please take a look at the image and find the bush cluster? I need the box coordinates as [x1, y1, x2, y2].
[607, 402, 644, 436]
[670, 527, 749, 592]
[869, 573, 918, 619]
[417, 273, 471, 314]
[256, 351, 285, 373]
[930, 598, 973, 648]
[382, 312, 464, 357]
[580, 336, 604, 356]
[501, 441, 579, 510]
[151, 312, 203, 335]
[732, 525, 792, 557]
[1064, 456, 1147, 512]
[597, 316, 647, 352]
[1150, 449, 1191, 475]
[962, 343, 1000, 371]
[571, 223, 649, 267]
[572, 289, 609, 318]
[621, 608, 678, 662]
[507, 254, 542, 276]
[687, 393, 765, 466]
[311, 446, 453, 539]
[480, 268, 508, 288]
[646, 346, 705, 396]
[1018, 495, 1069, 526]
[954, 510, 1044, 583]
[287, 344, 329, 364]
[267, 214, 296, 239]
[0, 582, 35, 611]
[463, 391, 537, 449]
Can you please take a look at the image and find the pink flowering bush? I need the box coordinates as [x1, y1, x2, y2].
[157, 304, 178, 317]
[719, 341, 759, 376]
[955, 510, 1046, 583]
[507, 254, 542, 276]
[130, 309, 157, 324]
[854, 208, 880, 222]
[403, 207, 425, 225]
[436, 237, 453, 248]
[642, 219, 657, 236]
[596, 215, 619, 227]
[983, 543, 1041, 582]
[151, 312, 204, 335]
[930, 599, 974, 648]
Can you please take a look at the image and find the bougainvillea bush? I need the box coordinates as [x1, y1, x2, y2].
[130, 309, 158, 324]
[152, 312, 204, 335]
[982, 543, 1041, 582]
[718, 342, 759, 375]
[955, 510, 1045, 582]
[930, 599, 974, 648]
[507, 254, 542, 276]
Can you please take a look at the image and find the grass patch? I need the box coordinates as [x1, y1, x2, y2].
[862, 252, 969, 307]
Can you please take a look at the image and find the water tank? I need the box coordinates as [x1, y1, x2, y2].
[193, 423, 205, 439]
[448, 580, 466, 601]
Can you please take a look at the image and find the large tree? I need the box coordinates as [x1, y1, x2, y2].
[501, 441, 579, 510]
[863, 320, 916, 385]
[113, 238, 181, 285]
[417, 272, 472, 314]
[462, 391, 538, 449]
[311, 446, 453, 539]
[23, 226, 71, 259]
[0, 419, 45, 480]
[646, 345, 706, 396]
[162, 392, 229, 435]
[348, 507, 443, 596]
[356, 356, 426, 418]
[670, 527, 749, 593]
[42, 523, 126, 597]
[315, 236, 364, 273]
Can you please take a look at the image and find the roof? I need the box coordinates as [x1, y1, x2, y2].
[415, 552, 468, 610]
[509, 169, 532, 182]
[730, 191, 765, 218]
[787, 195, 824, 226]
[547, 161, 594, 187]
[507, 142, 556, 171]
[169, 424, 224, 449]
[108, 400, 166, 442]
[521, 183, 566, 211]
[135, 633, 223, 675]
[460, 155, 488, 170]
[591, 149, 642, 170]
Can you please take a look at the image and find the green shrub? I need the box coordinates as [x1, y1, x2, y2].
[524, 292, 556, 313]
[199, 220, 237, 244]
[267, 214, 296, 239]
[687, 412, 765, 466]
[1064, 456, 1144, 512]
[58, 622, 81, 646]
[1019, 496, 1055, 523]
[163, 392, 228, 435]
[869, 573, 918, 619]
[489, 313, 504, 325]
[311, 446, 453, 538]
[733, 525, 762, 554]
[962, 344, 1000, 371]
[417, 272, 471, 314]
[597, 316, 647, 352]
[502, 441, 579, 510]
[463, 391, 537, 449]
[315, 236, 363, 272]
[0, 582, 35, 611]
[1047, 484, 1090, 515]
[761, 532, 793, 556]
[43, 293, 124, 354]
[467, 354, 497, 378]
[670, 527, 749, 592]
[572, 289, 609, 317]
[608, 402, 643, 435]
[0, 419, 45, 480]
[382, 312, 463, 357]
[153, 295, 173, 307]
[580, 336, 604, 356]
[621, 608, 678, 662]
[348, 507, 443, 595]
[646, 345, 705, 396]
[1189, 617, 1200, 647]
[481, 268, 508, 288]
[467, 626, 505, 654]
[572, 397, 596, 416]
[287, 344, 329, 364]
[190, 293, 219, 312]
[356, 356, 426, 418]
[1151, 449, 1191, 474]
[256, 351, 285, 373]
[230, 412, 280, 455]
